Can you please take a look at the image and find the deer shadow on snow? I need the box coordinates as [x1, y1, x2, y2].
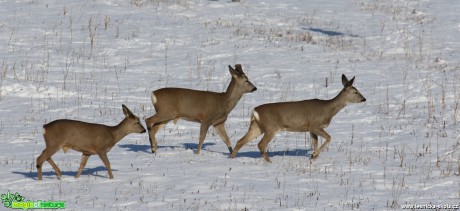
[118, 142, 312, 159]
[305, 27, 359, 37]
[13, 166, 116, 180]
[118, 144, 151, 153]
[232, 148, 312, 159]
[182, 142, 216, 152]
[118, 142, 216, 154]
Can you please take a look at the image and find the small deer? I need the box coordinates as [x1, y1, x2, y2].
[145, 64, 257, 154]
[36, 105, 146, 180]
[231, 74, 366, 162]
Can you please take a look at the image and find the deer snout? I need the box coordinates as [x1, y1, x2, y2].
[138, 124, 147, 133]
[361, 98, 366, 102]
[251, 87, 257, 92]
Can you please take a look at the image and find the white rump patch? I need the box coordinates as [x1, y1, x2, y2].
[42, 128, 46, 135]
[151, 92, 157, 105]
[252, 110, 260, 121]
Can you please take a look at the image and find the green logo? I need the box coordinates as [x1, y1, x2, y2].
[1, 191, 66, 210]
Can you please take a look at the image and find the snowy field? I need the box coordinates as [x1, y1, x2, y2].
[1, 0, 459, 210]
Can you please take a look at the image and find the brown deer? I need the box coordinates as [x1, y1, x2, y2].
[145, 64, 257, 154]
[36, 105, 146, 180]
[230, 74, 366, 162]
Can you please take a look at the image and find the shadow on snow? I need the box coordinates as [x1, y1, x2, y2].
[117, 143, 312, 160]
[305, 27, 359, 37]
[182, 142, 216, 152]
[118, 144, 151, 153]
[118, 142, 216, 154]
[232, 148, 312, 159]
[13, 166, 115, 180]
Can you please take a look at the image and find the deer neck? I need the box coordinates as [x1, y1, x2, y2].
[326, 89, 349, 118]
[110, 118, 130, 145]
[223, 79, 244, 112]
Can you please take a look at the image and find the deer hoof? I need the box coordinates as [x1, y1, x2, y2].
[228, 147, 233, 154]
[261, 153, 272, 163]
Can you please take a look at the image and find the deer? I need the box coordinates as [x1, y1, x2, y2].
[36, 105, 146, 180]
[145, 64, 257, 155]
[230, 74, 366, 162]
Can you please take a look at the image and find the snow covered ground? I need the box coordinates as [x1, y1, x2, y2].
[0, 0, 459, 210]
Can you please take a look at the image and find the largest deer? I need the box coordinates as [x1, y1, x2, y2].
[145, 64, 257, 154]
[230, 74, 366, 162]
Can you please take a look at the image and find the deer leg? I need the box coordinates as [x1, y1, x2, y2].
[75, 154, 91, 178]
[310, 132, 319, 158]
[149, 120, 170, 154]
[145, 114, 173, 153]
[213, 123, 233, 154]
[257, 132, 277, 163]
[46, 158, 62, 179]
[36, 147, 61, 180]
[98, 153, 113, 179]
[196, 122, 211, 154]
[311, 129, 331, 158]
[231, 121, 262, 158]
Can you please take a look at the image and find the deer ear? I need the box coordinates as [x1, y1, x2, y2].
[348, 76, 355, 87]
[342, 74, 355, 87]
[229, 65, 239, 79]
[122, 104, 134, 118]
[234, 64, 244, 75]
[341, 74, 349, 87]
